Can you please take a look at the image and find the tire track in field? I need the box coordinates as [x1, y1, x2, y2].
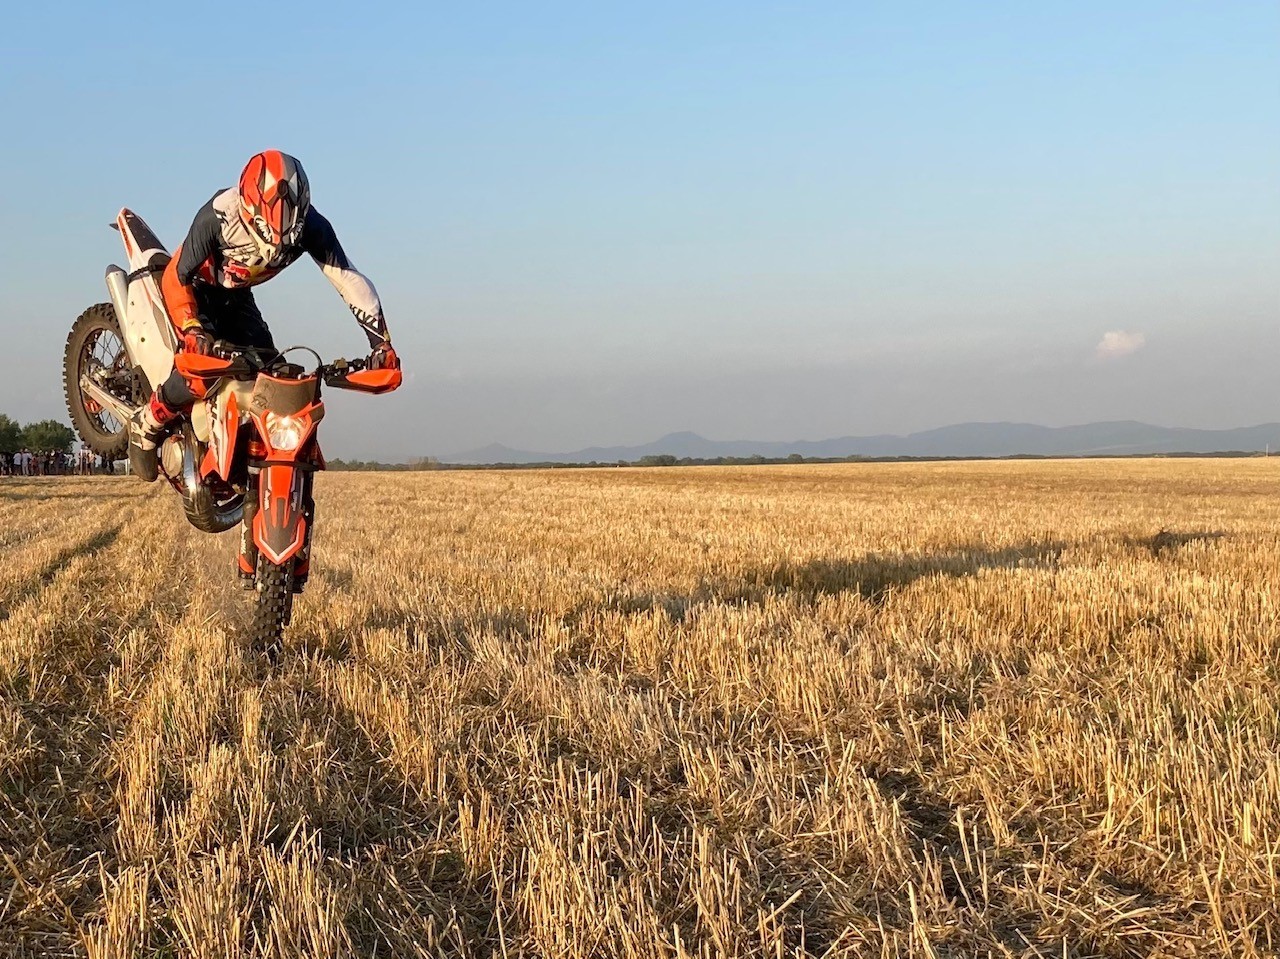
[0, 524, 125, 623]
[0, 491, 191, 955]
[76, 492, 279, 956]
[0, 489, 140, 612]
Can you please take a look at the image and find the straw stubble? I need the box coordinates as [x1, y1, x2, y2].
[0, 460, 1276, 956]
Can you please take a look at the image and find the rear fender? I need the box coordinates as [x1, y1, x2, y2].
[114, 209, 178, 390]
[253, 465, 308, 565]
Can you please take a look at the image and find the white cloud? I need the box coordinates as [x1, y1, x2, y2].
[1095, 330, 1146, 360]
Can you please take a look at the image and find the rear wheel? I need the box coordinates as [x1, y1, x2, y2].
[183, 484, 246, 533]
[63, 304, 139, 459]
[250, 559, 295, 661]
[171, 426, 245, 533]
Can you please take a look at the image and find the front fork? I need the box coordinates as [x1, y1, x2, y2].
[239, 470, 315, 594]
[238, 503, 258, 587]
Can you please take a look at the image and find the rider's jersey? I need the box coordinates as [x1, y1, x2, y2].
[162, 188, 389, 347]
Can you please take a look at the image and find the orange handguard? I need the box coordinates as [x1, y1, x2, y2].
[173, 352, 237, 380]
[334, 366, 402, 394]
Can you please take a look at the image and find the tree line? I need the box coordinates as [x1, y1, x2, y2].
[0, 415, 76, 454]
[327, 449, 1274, 472]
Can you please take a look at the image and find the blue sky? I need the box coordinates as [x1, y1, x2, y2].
[2, 1, 1277, 457]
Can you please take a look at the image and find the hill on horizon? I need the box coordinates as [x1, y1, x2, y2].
[441, 421, 1280, 464]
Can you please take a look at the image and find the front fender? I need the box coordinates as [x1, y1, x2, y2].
[253, 465, 308, 565]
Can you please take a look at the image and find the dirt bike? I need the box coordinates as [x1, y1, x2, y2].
[63, 209, 400, 654]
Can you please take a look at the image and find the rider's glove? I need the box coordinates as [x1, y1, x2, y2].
[181, 328, 215, 356]
[367, 342, 399, 370]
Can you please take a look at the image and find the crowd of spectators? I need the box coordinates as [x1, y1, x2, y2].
[0, 445, 114, 477]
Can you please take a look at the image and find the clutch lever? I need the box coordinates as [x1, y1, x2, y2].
[208, 342, 256, 378]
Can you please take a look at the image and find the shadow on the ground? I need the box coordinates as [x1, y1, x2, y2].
[1137, 528, 1229, 556]
[585, 528, 1232, 624]
[310, 682, 504, 952]
[288, 599, 534, 663]
[574, 541, 1070, 626]
[747, 541, 1068, 605]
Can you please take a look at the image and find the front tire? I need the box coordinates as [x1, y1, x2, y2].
[64, 303, 139, 459]
[250, 559, 295, 661]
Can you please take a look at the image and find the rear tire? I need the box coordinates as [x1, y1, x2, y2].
[250, 559, 295, 661]
[64, 303, 139, 459]
[182, 484, 245, 533]
[173, 427, 244, 533]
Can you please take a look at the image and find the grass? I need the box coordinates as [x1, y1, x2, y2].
[0, 459, 1277, 957]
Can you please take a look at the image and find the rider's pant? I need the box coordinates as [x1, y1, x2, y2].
[157, 287, 276, 409]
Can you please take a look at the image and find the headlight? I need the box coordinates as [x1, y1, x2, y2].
[265, 413, 304, 451]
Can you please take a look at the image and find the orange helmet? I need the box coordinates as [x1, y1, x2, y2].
[237, 150, 310, 252]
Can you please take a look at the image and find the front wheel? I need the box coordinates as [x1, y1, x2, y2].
[64, 304, 140, 459]
[250, 559, 295, 661]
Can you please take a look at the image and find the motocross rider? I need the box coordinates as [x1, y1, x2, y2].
[128, 150, 398, 480]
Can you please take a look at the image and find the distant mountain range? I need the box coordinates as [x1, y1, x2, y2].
[442, 421, 1280, 464]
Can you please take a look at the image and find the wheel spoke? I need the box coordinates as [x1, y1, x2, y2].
[96, 411, 122, 434]
[79, 327, 131, 440]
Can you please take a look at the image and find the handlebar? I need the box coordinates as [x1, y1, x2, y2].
[175, 342, 401, 394]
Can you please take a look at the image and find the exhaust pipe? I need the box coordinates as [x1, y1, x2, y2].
[105, 265, 128, 323]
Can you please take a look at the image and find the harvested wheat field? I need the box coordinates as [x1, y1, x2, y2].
[1, 459, 1279, 957]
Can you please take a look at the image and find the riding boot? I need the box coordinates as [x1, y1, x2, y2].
[128, 393, 180, 482]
